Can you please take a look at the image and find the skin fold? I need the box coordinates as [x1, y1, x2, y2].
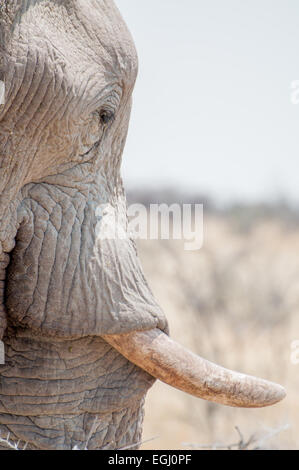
[0, 0, 168, 450]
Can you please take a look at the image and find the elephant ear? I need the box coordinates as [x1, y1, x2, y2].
[5, 184, 169, 337]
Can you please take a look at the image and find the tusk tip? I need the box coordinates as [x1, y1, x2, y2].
[227, 376, 286, 408]
[268, 383, 286, 405]
[241, 378, 286, 408]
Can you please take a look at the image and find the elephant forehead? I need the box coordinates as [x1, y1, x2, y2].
[5, 0, 138, 110]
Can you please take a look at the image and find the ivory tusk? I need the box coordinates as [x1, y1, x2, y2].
[103, 328, 286, 408]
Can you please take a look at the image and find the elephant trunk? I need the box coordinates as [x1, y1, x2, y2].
[103, 329, 286, 408]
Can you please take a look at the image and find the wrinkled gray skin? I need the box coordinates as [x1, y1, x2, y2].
[0, 0, 168, 450]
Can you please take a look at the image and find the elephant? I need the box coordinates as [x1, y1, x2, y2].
[0, 0, 285, 450]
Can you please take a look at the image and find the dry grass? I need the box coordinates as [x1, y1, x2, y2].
[136, 215, 298, 450]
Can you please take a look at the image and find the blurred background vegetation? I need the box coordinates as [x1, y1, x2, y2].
[126, 187, 299, 450]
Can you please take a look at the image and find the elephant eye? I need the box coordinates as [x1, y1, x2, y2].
[99, 109, 115, 126]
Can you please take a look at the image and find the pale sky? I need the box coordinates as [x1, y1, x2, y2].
[115, 0, 299, 203]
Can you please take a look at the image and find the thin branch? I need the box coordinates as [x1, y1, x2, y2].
[183, 424, 289, 450]
[253, 424, 290, 450]
[117, 435, 160, 450]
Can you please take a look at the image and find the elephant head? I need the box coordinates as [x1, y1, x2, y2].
[0, 0, 285, 450]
